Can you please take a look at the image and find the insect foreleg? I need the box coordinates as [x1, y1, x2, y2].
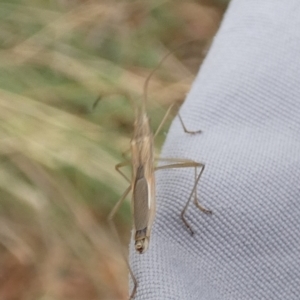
[153, 103, 202, 139]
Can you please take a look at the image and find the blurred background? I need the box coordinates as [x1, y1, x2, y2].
[0, 0, 228, 299]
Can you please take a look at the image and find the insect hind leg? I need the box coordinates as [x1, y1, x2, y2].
[155, 158, 212, 235]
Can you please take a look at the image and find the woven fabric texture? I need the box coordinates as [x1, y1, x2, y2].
[130, 0, 300, 299]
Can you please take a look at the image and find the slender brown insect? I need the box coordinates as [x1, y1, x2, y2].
[106, 43, 212, 299]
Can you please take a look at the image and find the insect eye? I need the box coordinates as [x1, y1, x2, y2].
[135, 238, 149, 254]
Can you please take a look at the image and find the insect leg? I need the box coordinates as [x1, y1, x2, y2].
[177, 113, 202, 134]
[115, 161, 131, 183]
[153, 103, 202, 139]
[107, 185, 137, 299]
[155, 158, 211, 235]
[154, 103, 176, 138]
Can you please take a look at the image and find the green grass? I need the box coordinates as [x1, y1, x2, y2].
[0, 0, 228, 299]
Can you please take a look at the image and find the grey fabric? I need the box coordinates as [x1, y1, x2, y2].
[130, 0, 300, 299]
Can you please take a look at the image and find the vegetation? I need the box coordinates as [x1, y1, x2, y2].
[0, 0, 227, 299]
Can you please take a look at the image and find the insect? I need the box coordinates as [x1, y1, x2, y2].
[106, 45, 212, 299]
